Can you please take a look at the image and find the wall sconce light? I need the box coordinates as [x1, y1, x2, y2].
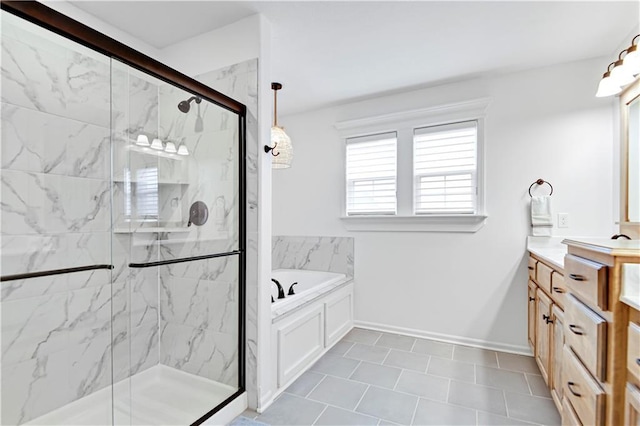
[264, 82, 293, 168]
[150, 138, 164, 150]
[164, 141, 177, 153]
[136, 134, 150, 147]
[177, 143, 189, 156]
[596, 34, 639, 97]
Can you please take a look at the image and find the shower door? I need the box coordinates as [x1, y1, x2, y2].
[112, 59, 243, 425]
[1, 3, 246, 425]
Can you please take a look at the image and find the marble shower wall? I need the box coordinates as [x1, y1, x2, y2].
[155, 60, 258, 387]
[0, 13, 114, 425]
[197, 59, 259, 402]
[272, 236, 355, 277]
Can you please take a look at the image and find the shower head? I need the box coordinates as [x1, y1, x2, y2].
[177, 96, 202, 113]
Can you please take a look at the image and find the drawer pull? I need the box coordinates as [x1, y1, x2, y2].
[542, 314, 550, 321]
[545, 317, 553, 324]
[528, 297, 535, 301]
[568, 273, 585, 281]
[552, 286, 565, 293]
[567, 381, 582, 397]
[528, 266, 534, 270]
[568, 324, 584, 335]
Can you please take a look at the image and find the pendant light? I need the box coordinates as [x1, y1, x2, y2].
[264, 82, 293, 168]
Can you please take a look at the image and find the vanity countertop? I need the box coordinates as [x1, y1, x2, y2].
[527, 236, 567, 271]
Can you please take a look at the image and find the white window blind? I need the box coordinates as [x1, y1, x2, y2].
[136, 167, 159, 220]
[414, 121, 477, 214]
[346, 132, 397, 215]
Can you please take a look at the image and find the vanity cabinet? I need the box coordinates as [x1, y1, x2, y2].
[625, 305, 640, 425]
[535, 289, 552, 384]
[527, 253, 565, 408]
[559, 239, 640, 426]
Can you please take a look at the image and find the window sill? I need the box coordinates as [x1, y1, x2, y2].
[340, 214, 488, 233]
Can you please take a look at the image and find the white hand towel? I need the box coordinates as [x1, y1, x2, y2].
[531, 196, 552, 236]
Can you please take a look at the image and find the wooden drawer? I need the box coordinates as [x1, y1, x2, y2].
[564, 254, 607, 311]
[551, 271, 567, 309]
[536, 261, 553, 292]
[565, 294, 607, 381]
[562, 397, 582, 426]
[563, 346, 605, 426]
[629, 322, 640, 385]
[627, 383, 640, 426]
[528, 256, 537, 280]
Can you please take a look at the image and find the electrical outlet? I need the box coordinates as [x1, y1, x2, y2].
[558, 213, 569, 228]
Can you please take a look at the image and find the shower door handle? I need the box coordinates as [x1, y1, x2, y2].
[1, 264, 114, 282]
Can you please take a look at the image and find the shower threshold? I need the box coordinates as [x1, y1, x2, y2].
[25, 365, 236, 426]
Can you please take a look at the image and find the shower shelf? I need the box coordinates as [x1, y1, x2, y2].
[112, 179, 189, 185]
[113, 227, 191, 234]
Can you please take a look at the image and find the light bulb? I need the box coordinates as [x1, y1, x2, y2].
[136, 134, 150, 146]
[610, 59, 635, 87]
[595, 72, 622, 97]
[623, 46, 640, 76]
[150, 138, 164, 150]
[177, 144, 189, 156]
[165, 141, 177, 153]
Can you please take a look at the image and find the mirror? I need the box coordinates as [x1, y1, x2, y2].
[620, 79, 640, 237]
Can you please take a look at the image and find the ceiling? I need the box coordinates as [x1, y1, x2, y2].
[72, 1, 639, 115]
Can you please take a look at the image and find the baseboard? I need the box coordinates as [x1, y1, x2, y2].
[354, 320, 533, 356]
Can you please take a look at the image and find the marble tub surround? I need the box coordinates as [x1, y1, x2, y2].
[526, 236, 567, 270]
[272, 236, 354, 277]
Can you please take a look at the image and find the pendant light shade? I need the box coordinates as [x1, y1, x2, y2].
[177, 143, 189, 156]
[164, 141, 177, 153]
[271, 126, 293, 168]
[266, 82, 293, 168]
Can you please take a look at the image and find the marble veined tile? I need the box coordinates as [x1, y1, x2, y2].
[272, 236, 354, 276]
[1, 103, 110, 179]
[1, 34, 111, 127]
[1, 169, 110, 235]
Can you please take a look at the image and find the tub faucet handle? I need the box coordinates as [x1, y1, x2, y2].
[272, 278, 285, 299]
[288, 282, 298, 296]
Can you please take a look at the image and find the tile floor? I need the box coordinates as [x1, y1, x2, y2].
[239, 328, 561, 426]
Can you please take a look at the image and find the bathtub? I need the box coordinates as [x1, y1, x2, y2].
[269, 269, 354, 397]
[271, 269, 348, 317]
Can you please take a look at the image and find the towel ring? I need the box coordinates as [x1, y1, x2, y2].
[529, 179, 553, 197]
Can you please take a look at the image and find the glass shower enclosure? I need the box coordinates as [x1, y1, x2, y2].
[0, 3, 245, 425]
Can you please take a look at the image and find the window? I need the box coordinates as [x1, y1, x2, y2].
[346, 132, 397, 215]
[124, 167, 159, 221]
[414, 121, 477, 214]
[337, 98, 489, 232]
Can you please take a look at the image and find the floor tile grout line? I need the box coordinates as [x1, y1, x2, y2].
[445, 378, 451, 403]
[424, 355, 431, 374]
[391, 365, 404, 390]
[523, 372, 534, 396]
[502, 389, 510, 419]
[409, 338, 417, 353]
[305, 374, 328, 398]
[352, 384, 371, 413]
[409, 395, 421, 426]
[475, 409, 479, 426]
[310, 404, 329, 426]
[380, 348, 393, 365]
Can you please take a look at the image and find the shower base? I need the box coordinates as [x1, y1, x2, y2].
[25, 365, 236, 426]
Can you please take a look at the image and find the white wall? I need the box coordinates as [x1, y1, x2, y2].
[272, 57, 617, 352]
